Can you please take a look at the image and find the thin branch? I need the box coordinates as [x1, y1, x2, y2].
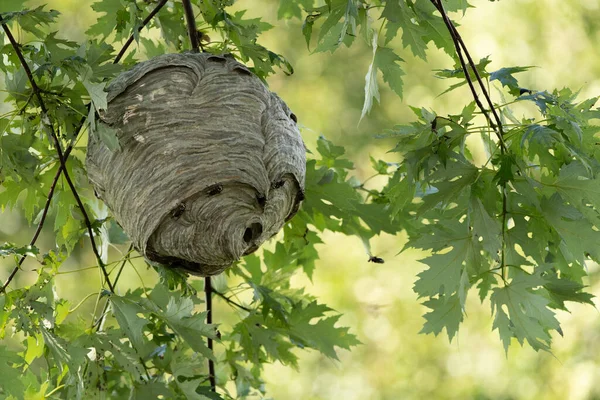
[205, 277, 216, 392]
[429, 0, 505, 150]
[213, 289, 252, 312]
[448, 25, 505, 137]
[114, 0, 169, 63]
[430, 0, 509, 280]
[93, 245, 134, 330]
[182, 0, 201, 52]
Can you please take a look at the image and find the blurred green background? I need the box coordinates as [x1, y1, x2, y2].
[2, 0, 600, 399]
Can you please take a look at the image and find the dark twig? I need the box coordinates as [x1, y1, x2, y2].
[453, 31, 505, 137]
[213, 289, 252, 312]
[0, 1, 167, 293]
[114, 0, 169, 63]
[205, 277, 216, 391]
[429, 0, 505, 150]
[182, 0, 201, 52]
[430, 0, 509, 278]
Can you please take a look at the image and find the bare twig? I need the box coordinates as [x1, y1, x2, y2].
[182, 0, 201, 52]
[114, 0, 169, 63]
[429, 0, 505, 150]
[205, 277, 216, 391]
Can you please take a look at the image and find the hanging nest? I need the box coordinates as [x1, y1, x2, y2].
[86, 53, 306, 276]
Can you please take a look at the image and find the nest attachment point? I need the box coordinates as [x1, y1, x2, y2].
[86, 53, 306, 276]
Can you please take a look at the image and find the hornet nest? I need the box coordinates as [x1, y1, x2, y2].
[86, 53, 306, 276]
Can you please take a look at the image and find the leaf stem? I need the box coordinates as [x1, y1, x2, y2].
[213, 289, 252, 312]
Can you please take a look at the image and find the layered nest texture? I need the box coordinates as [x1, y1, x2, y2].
[86, 53, 306, 276]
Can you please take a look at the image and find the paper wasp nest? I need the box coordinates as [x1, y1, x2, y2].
[86, 53, 306, 276]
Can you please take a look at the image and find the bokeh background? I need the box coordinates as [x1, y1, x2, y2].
[2, 0, 600, 399]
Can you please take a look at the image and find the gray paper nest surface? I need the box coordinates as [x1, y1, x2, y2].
[87, 53, 306, 276]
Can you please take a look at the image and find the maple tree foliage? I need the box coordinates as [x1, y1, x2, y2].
[0, 0, 599, 398]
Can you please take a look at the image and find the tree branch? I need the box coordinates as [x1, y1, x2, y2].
[114, 0, 169, 63]
[205, 277, 216, 392]
[182, 0, 201, 52]
[429, 0, 505, 150]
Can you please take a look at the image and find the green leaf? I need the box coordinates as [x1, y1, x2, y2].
[414, 2, 455, 56]
[278, 0, 312, 19]
[544, 275, 594, 311]
[0, 0, 27, 13]
[87, 0, 128, 40]
[41, 327, 87, 374]
[5, 67, 30, 104]
[301, 14, 319, 49]
[490, 271, 560, 352]
[468, 197, 501, 255]
[83, 80, 108, 112]
[107, 219, 129, 244]
[420, 294, 463, 341]
[95, 123, 121, 152]
[1, 6, 59, 36]
[382, 0, 427, 59]
[443, 0, 472, 15]
[145, 291, 216, 360]
[361, 38, 404, 120]
[361, 34, 380, 121]
[287, 301, 360, 360]
[0, 346, 25, 398]
[541, 194, 600, 264]
[0, 242, 39, 258]
[490, 66, 533, 95]
[313, 0, 359, 53]
[552, 162, 600, 216]
[110, 294, 149, 350]
[375, 47, 405, 98]
[413, 233, 473, 298]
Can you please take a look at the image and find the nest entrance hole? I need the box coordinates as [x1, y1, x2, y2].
[244, 222, 263, 244]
